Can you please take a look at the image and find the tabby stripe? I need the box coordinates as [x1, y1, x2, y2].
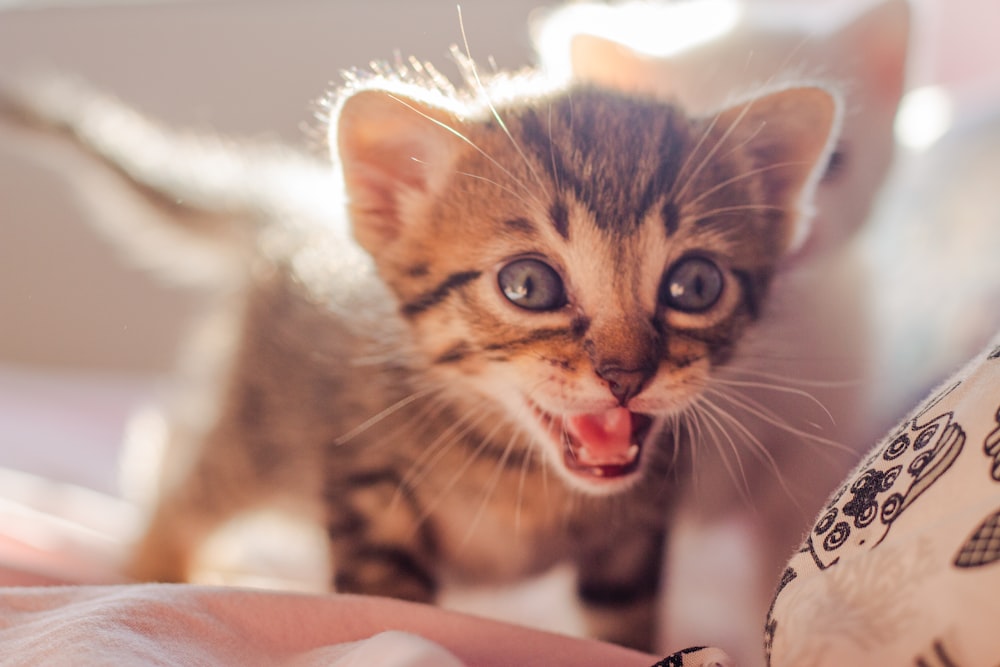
[326, 510, 367, 538]
[400, 270, 481, 318]
[504, 217, 537, 235]
[406, 263, 430, 278]
[434, 342, 472, 365]
[662, 201, 680, 237]
[577, 578, 658, 608]
[336, 546, 437, 596]
[732, 269, 763, 320]
[550, 199, 570, 240]
[483, 327, 571, 351]
[570, 316, 591, 339]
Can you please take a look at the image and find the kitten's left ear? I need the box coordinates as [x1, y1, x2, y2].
[334, 87, 463, 254]
[715, 86, 841, 253]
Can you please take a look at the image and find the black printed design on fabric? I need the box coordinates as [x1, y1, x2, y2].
[914, 638, 960, 667]
[954, 508, 1000, 568]
[953, 402, 1000, 569]
[764, 567, 798, 666]
[650, 646, 708, 667]
[986, 403, 1000, 482]
[806, 381, 966, 570]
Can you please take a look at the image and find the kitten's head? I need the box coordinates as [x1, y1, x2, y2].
[534, 0, 909, 256]
[333, 74, 839, 494]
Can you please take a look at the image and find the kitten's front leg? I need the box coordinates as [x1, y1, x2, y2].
[326, 470, 439, 603]
[576, 527, 666, 652]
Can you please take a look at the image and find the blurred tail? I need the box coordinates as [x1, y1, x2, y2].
[0, 75, 337, 285]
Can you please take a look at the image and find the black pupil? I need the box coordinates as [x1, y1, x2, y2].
[662, 256, 723, 313]
[498, 258, 566, 311]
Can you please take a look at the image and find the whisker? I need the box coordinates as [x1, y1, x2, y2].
[454, 169, 537, 208]
[334, 385, 439, 445]
[546, 102, 561, 194]
[669, 108, 722, 203]
[685, 160, 813, 209]
[693, 396, 753, 506]
[399, 404, 497, 495]
[462, 428, 523, 547]
[712, 377, 836, 426]
[699, 392, 802, 511]
[691, 203, 787, 222]
[705, 383, 854, 457]
[414, 417, 510, 527]
[721, 364, 862, 390]
[455, 9, 550, 201]
[514, 435, 535, 534]
[674, 97, 757, 204]
[385, 93, 537, 202]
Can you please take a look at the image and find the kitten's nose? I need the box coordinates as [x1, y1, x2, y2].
[596, 365, 653, 406]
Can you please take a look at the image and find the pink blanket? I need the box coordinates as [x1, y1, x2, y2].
[0, 584, 663, 667]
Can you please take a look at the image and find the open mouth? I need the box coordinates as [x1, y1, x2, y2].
[531, 404, 654, 481]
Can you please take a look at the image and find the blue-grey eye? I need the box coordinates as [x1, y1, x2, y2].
[498, 258, 566, 311]
[660, 256, 724, 313]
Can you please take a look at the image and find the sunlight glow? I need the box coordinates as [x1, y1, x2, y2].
[895, 85, 954, 152]
[536, 0, 743, 83]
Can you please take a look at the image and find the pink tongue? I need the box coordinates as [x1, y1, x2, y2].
[565, 407, 634, 460]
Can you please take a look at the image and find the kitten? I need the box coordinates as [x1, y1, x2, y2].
[0, 66, 839, 651]
[533, 0, 909, 658]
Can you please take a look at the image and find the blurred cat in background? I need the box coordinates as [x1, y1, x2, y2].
[533, 0, 909, 660]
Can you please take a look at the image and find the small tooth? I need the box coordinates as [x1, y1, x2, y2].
[627, 444, 639, 461]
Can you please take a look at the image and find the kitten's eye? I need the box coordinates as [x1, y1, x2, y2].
[498, 258, 567, 311]
[660, 256, 724, 313]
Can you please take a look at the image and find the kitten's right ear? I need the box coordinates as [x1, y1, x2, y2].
[335, 88, 462, 252]
[715, 86, 841, 253]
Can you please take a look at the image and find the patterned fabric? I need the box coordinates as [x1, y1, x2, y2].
[765, 335, 1000, 666]
[651, 646, 734, 667]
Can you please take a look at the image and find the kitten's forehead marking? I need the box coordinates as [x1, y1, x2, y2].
[513, 89, 689, 239]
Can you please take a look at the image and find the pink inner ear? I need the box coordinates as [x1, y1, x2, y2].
[337, 90, 461, 247]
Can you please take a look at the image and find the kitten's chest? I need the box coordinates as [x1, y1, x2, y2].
[407, 432, 667, 582]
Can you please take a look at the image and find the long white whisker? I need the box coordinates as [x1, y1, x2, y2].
[706, 383, 853, 456]
[334, 386, 439, 445]
[699, 392, 802, 511]
[462, 428, 523, 547]
[399, 405, 497, 494]
[675, 98, 757, 204]
[456, 8, 550, 200]
[669, 109, 722, 202]
[693, 396, 753, 505]
[547, 101, 561, 194]
[722, 365, 862, 390]
[691, 203, 787, 222]
[686, 160, 812, 209]
[712, 377, 835, 426]
[386, 93, 537, 201]
[453, 168, 537, 209]
[415, 417, 510, 526]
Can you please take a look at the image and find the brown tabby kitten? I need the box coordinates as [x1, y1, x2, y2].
[0, 64, 838, 650]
